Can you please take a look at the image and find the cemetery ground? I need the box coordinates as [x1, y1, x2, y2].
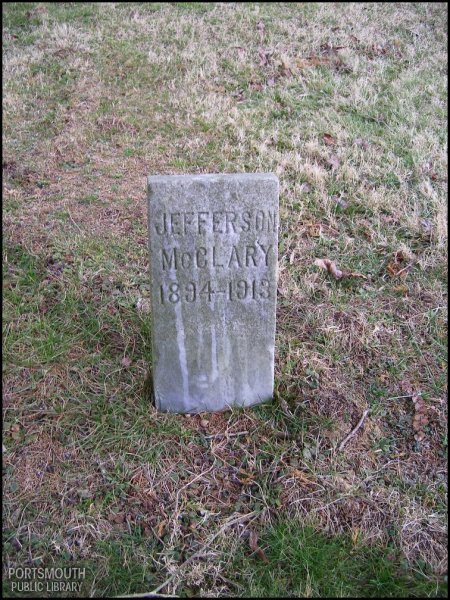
[2, 2, 447, 598]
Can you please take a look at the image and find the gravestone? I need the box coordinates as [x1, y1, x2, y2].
[147, 173, 279, 413]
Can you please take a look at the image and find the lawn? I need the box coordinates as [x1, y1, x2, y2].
[2, 2, 448, 597]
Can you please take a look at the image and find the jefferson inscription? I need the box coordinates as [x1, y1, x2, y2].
[147, 173, 279, 413]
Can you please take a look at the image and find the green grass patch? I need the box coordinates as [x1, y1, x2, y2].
[236, 521, 447, 598]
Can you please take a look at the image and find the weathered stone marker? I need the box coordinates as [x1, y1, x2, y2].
[147, 173, 279, 413]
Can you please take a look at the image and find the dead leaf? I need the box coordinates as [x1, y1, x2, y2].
[386, 262, 399, 276]
[156, 520, 167, 537]
[249, 531, 269, 563]
[386, 251, 413, 278]
[297, 55, 331, 69]
[332, 56, 352, 73]
[121, 356, 132, 368]
[412, 418, 422, 431]
[26, 6, 46, 17]
[346, 271, 368, 280]
[306, 222, 321, 237]
[279, 54, 293, 76]
[411, 392, 429, 442]
[314, 258, 343, 280]
[233, 46, 246, 59]
[414, 401, 425, 412]
[420, 219, 433, 236]
[238, 469, 254, 485]
[109, 512, 125, 524]
[136, 297, 151, 314]
[258, 47, 272, 67]
[354, 138, 369, 149]
[327, 154, 340, 170]
[304, 222, 339, 239]
[78, 489, 93, 500]
[250, 80, 264, 92]
[266, 77, 276, 87]
[381, 214, 399, 225]
[211, 84, 225, 93]
[315, 258, 367, 281]
[249, 530, 258, 551]
[371, 43, 386, 56]
[256, 21, 265, 40]
[392, 284, 409, 294]
[332, 194, 348, 208]
[400, 381, 414, 395]
[231, 90, 245, 102]
[290, 469, 314, 486]
[323, 133, 337, 145]
[320, 43, 347, 55]
[422, 162, 435, 177]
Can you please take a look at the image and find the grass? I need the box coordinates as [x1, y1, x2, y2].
[235, 521, 447, 598]
[3, 1, 448, 598]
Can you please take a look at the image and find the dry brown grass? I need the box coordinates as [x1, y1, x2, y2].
[3, 2, 447, 597]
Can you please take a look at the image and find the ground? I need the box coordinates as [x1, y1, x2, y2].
[2, 2, 448, 598]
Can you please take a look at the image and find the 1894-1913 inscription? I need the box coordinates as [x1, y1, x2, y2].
[147, 173, 279, 413]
